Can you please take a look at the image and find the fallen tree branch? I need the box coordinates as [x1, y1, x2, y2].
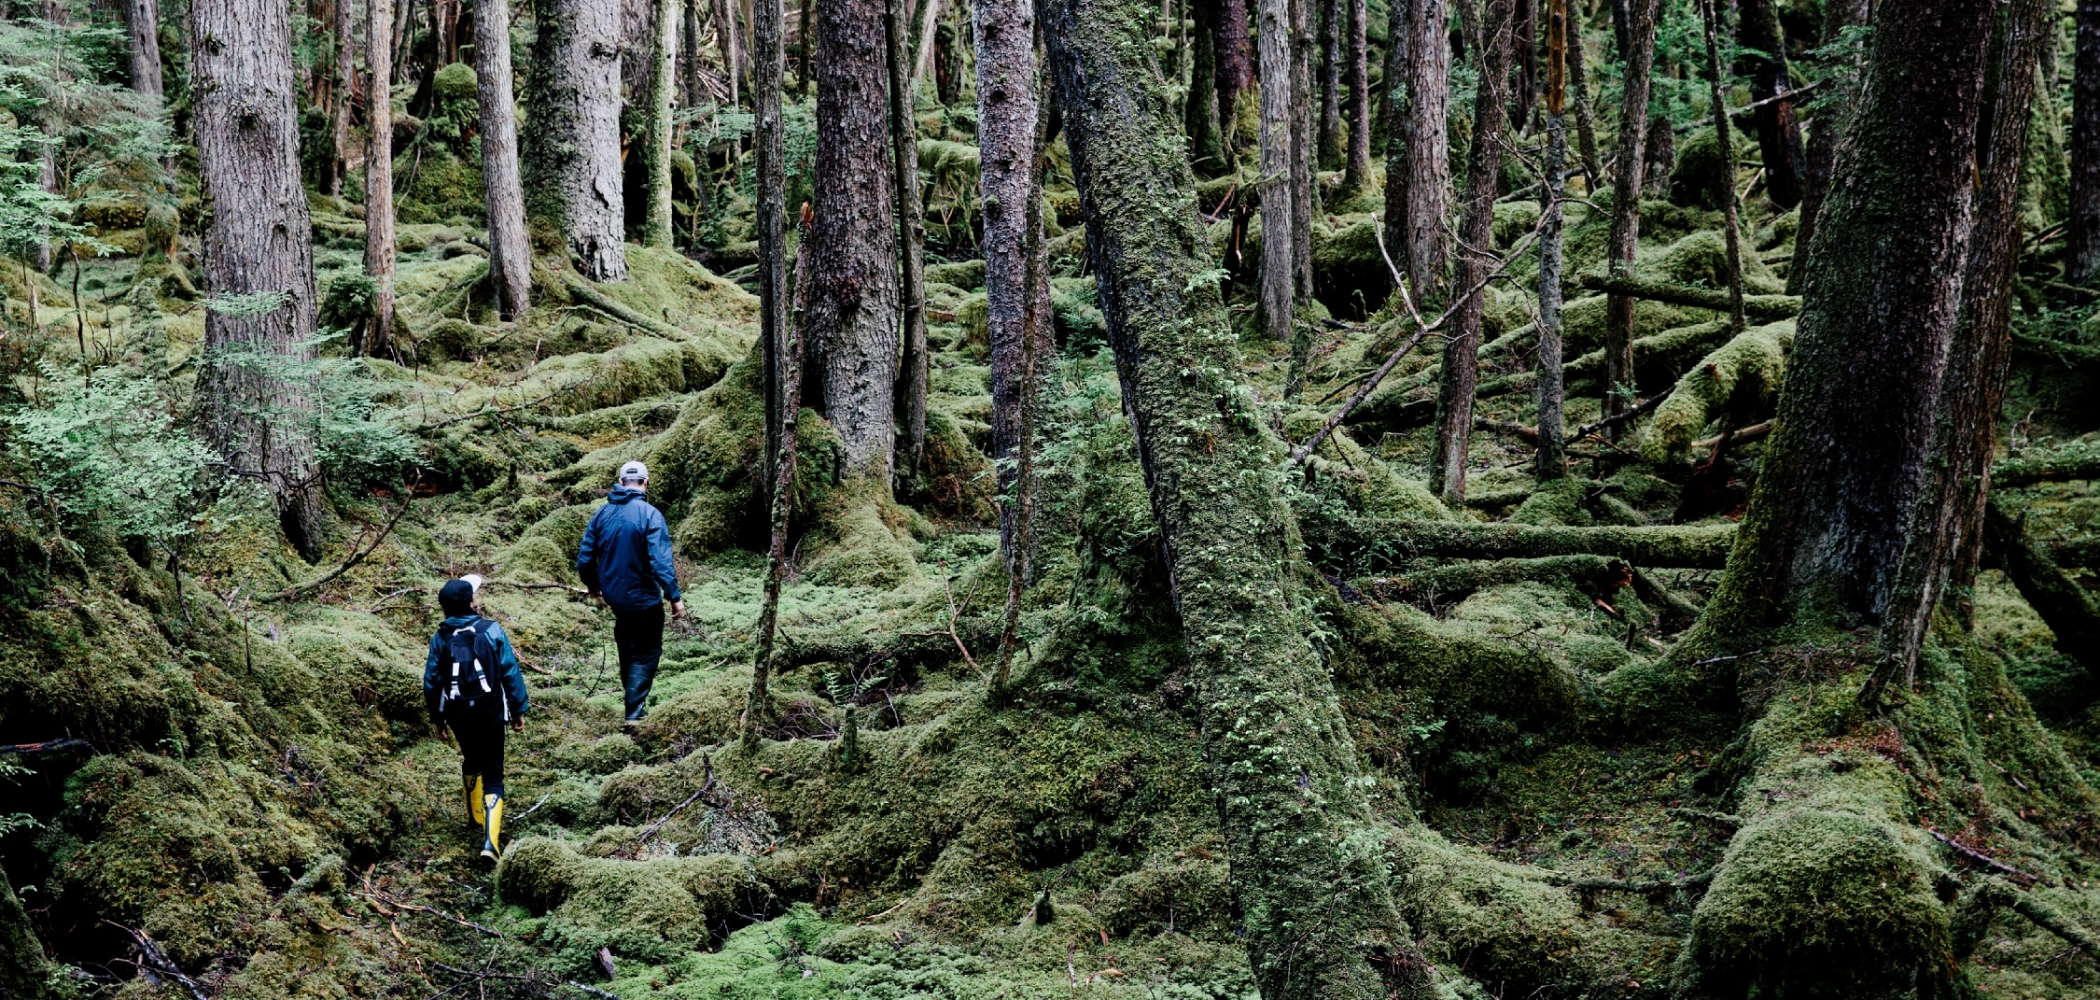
[565, 277, 689, 340]
[1353, 556, 1631, 604]
[1544, 869, 1717, 893]
[636, 756, 718, 846]
[0, 738, 92, 755]
[1317, 520, 1737, 572]
[1985, 497, 2100, 672]
[2009, 889, 2100, 957]
[104, 922, 209, 1000]
[1693, 419, 1771, 451]
[1926, 827, 2043, 887]
[260, 483, 417, 604]
[1572, 273, 1801, 320]
[1992, 443, 2100, 489]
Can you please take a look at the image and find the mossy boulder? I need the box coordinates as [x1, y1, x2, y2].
[499, 838, 764, 974]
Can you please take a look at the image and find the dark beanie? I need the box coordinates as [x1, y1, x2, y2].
[438, 579, 477, 616]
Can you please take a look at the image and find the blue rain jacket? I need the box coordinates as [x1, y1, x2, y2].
[576, 487, 683, 610]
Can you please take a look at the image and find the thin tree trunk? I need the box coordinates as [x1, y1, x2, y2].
[1872, 0, 2051, 690]
[1429, 0, 1508, 503]
[1536, 0, 1567, 481]
[746, 211, 807, 752]
[1186, 0, 1222, 173]
[913, 0, 942, 87]
[934, 3, 962, 105]
[1399, 0, 1449, 301]
[1697, 0, 1744, 331]
[365, 0, 397, 358]
[1041, 0, 1439, 990]
[991, 93, 1049, 697]
[799, 0, 813, 94]
[1256, 0, 1297, 338]
[125, 0, 165, 96]
[717, 0, 742, 104]
[525, 0, 629, 280]
[755, 0, 788, 530]
[476, 0, 532, 319]
[1563, 0, 1601, 186]
[191, 0, 327, 560]
[1214, 0, 1251, 138]
[1316, 0, 1342, 169]
[1788, 0, 1869, 294]
[1600, 0, 1656, 429]
[2074, 0, 2100, 283]
[1735, 0, 1804, 208]
[888, 0, 929, 468]
[976, 0, 1040, 559]
[683, 0, 704, 105]
[1692, 0, 1996, 643]
[1338, 0, 1369, 194]
[805, 0, 901, 478]
[644, 0, 680, 247]
[1289, 0, 1314, 295]
[329, 0, 354, 197]
[1510, 0, 1532, 126]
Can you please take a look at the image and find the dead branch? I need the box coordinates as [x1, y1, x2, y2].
[636, 755, 718, 845]
[260, 482, 417, 604]
[1318, 520, 1737, 572]
[1926, 827, 2044, 887]
[103, 921, 209, 1000]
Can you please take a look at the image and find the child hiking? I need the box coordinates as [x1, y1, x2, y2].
[423, 575, 529, 863]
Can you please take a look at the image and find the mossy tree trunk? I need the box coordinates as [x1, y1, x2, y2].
[1691, 0, 1995, 650]
[191, 0, 327, 561]
[1213, 0, 1251, 141]
[1561, 0, 1601, 186]
[125, 0, 165, 97]
[1042, 0, 1437, 992]
[804, 0, 900, 479]
[1788, 0, 1868, 295]
[525, 0, 629, 281]
[327, 0, 353, 197]
[1316, 0, 1341, 170]
[2074, 0, 2100, 283]
[1600, 0, 1657, 430]
[475, 0, 533, 319]
[975, 0, 1046, 560]
[1429, 0, 1508, 504]
[1734, 0, 1804, 209]
[1876, 0, 2052, 684]
[1535, 0, 1567, 482]
[644, 0, 680, 248]
[1389, 0, 1449, 303]
[1695, 0, 1744, 332]
[1337, 0, 1369, 196]
[363, 0, 397, 358]
[745, 0, 790, 746]
[886, 0, 929, 469]
[1185, 0, 1222, 173]
[1256, 0, 1299, 339]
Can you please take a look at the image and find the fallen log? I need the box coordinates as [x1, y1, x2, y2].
[1353, 555, 1632, 604]
[1316, 519, 1737, 572]
[1573, 273, 1801, 320]
[1986, 497, 2100, 672]
[1991, 442, 2100, 488]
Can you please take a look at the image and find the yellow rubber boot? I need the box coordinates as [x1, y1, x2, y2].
[463, 775, 485, 827]
[480, 791, 505, 862]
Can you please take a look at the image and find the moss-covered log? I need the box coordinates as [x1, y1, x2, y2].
[1353, 555, 1631, 604]
[1574, 272, 1800, 320]
[1043, 0, 1435, 991]
[1992, 441, 2100, 488]
[1986, 497, 2100, 672]
[1641, 320, 1793, 463]
[1316, 519, 1736, 571]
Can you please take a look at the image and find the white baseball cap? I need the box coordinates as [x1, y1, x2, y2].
[617, 460, 649, 484]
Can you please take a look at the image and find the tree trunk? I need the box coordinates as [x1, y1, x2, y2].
[1696, 0, 1744, 332]
[644, 0, 680, 247]
[1288, 0, 1314, 296]
[1873, 0, 2052, 688]
[976, 0, 1042, 559]
[912, 0, 942, 88]
[525, 0, 629, 280]
[1186, 0, 1222, 173]
[934, 3, 962, 105]
[1256, 0, 1298, 338]
[1041, 0, 1438, 990]
[1788, 0, 1869, 294]
[328, 0, 354, 197]
[1316, 0, 1342, 169]
[1396, 0, 1449, 302]
[745, 0, 795, 750]
[1338, 0, 1369, 194]
[1562, 0, 1601, 185]
[364, 0, 397, 358]
[798, 0, 813, 94]
[683, 0, 704, 105]
[1429, 0, 1508, 503]
[190, 0, 327, 561]
[1509, 0, 1532, 126]
[717, 0, 743, 103]
[1213, 0, 1251, 138]
[805, 0, 900, 477]
[1600, 0, 1656, 428]
[125, 0, 165, 96]
[1535, 0, 1567, 482]
[1735, 0, 1804, 208]
[476, 0, 533, 319]
[1694, 0, 1996, 643]
[2074, 0, 2100, 283]
[887, 0, 929, 468]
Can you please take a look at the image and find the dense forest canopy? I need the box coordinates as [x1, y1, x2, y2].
[4, 0, 2100, 995]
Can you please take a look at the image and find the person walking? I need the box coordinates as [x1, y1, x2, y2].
[422, 575, 529, 864]
[577, 460, 687, 723]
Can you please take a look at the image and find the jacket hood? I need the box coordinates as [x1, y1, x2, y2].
[440, 614, 482, 630]
[607, 486, 646, 504]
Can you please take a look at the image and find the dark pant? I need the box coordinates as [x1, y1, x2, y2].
[613, 603, 665, 721]
[449, 712, 506, 794]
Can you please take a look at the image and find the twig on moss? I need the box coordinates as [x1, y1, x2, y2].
[636, 755, 718, 846]
[1927, 827, 2044, 887]
[944, 576, 982, 674]
[261, 480, 417, 604]
[103, 921, 210, 1000]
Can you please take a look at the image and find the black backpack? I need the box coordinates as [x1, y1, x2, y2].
[438, 619, 511, 722]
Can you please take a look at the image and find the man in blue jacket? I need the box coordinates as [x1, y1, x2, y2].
[422, 575, 529, 864]
[577, 460, 686, 723]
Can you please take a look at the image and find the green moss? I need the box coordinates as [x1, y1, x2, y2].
[1641, 320, 1795, 464]
[500, 838, 764, 974]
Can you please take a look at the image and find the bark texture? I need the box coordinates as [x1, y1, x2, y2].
[328, 0, 353, 197]
[1735, 0, 1803, 208]
[887, 0, 929, 467]
[126, 0, 164, 96]
[1337, 0, 1369, 195]
[1429, 0, 1508, 503]
[1788, 0, 1868, 295]
[475, 0, 532, 319]
[754, 0, 787, 502]
[1600, 0, 1656, 426]
[805, 0, 900, 476]
[1316, 0, 1342, 169]
[644, 0, 681, 247]
[1394, 0, 1448, 302]
[364, 0, 397, 357]
[1186, 0, 1222, 172]
[1041, 0, 1436, 991]
[1535, 0, 1567, 482]
[190, 0, 326, 560]
[2075, 0, 2100, 283]
[1256, 0, 1299, 337]
[975, 0, 1045, 555]
[1698, 0, 1996, 640]
[1213, 0, 1252, 135]
[525, 0, 630, 281]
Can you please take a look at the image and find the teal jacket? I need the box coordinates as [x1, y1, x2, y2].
[422, 614, 529, 722]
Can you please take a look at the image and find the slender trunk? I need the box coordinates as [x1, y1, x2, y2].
[991, 94, 1049, 696]
[525, 0, 629, 280]
[1256, 0, 1297, 338]
[645, 0, 680, 247]
[191, 0, 327, 560]
[1400, 0, 1449, 301]
[1338, 0, 1368, 194]
[1735, 0, 1804, 208]
[1563, 0, 1600, 186]
[1041, 0, 1438, 990]
[976, 0, 1042, 558]
[1288, 0, 1314, 295]
[1316, 0, 1342, 169]
[746, 211, 807, 752]
[934, 3, 963, 104]
[1873, 0, 2051, 689]
[476, 0, 532, 318]
[1693, 0, 1996, 643]
[329, 0, 354, 197]
[2074, 0, 2100, 283]
[1600, 0, 1656, 429]
[34, 145, 52, 275]
[1788, 0, 1868, 294]
[126, 0, 165, 96]
[1536, 0, 1567, 481]
[683, 0, 704, 105]
[755, 0, 788, 520]
[888, 0, 929, 468]
[1697, 0, 1744, 332]
[806, 0, 901, 478]
[365, 0, 397, 358]
[913, 0, 942, 88]
[718, 0, 743, 104]
[799, 0, 813, 94]
[1186, 0, 1222, 173]
[1214, 0, 1251, 138]
[391, 0, 412, 87]
[1429, 0, 1507, 503]
[1510, 0, 1532, 126]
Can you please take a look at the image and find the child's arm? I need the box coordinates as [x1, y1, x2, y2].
[422, 633, 446, 728]
[488, 623, 531, 720]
